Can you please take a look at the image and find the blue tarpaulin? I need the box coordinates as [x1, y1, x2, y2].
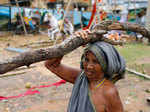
[0, 6, 9, 17]
[0, 5, 91, 26]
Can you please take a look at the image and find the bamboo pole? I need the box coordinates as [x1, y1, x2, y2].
[16, 0, 27, 35]
[126, 68, 150, 80]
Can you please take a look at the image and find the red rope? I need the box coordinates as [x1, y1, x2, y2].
[83, 1, 97, 30]
[0, 80, 66, 100]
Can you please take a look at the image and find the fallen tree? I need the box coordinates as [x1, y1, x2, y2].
[0, 21, 150, 74]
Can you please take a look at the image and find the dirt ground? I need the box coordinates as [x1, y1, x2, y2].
[0, 33, 150, 112]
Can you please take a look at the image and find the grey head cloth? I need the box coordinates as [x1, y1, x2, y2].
[67, 41, 126, 112]
[81, 41, 126, 79]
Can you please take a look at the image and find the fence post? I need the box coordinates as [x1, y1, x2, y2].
[8, 6, 12, 31]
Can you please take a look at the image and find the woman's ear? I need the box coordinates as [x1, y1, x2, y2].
[80, 54, 85, 69]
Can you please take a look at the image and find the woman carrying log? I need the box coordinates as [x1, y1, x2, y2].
[45, 29, 126, 112]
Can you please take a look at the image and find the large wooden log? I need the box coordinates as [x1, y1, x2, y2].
[1, 21, 150, 75]
[0, 30, 122, 74]
[94, 20, 150, 42]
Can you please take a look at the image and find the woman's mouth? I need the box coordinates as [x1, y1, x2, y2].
[85, 71, 94, 76]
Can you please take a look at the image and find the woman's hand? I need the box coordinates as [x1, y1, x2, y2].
[45, 57, 63, 68]
[74, 29, 92, 47]
[74, 29, 91, 41]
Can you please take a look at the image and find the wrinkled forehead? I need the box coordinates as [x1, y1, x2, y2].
[84, 50, 96, 58]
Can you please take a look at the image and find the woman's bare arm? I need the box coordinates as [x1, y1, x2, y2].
[45, 30, 91, 83]
[45, 57, 81, 83]
[104, 85, 124, 112]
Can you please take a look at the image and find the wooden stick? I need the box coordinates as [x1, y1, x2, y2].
[16, 0, 27, 35]
[126, 68, 150, 80]
[0, 71, 26, 78]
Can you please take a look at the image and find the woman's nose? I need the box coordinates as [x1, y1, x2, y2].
[87, 63, 94, 69]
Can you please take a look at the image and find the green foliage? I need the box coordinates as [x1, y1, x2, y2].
[115, 43, 150, 74]
[116, 43, 150, 64]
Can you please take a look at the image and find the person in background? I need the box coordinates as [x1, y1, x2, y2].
[43, 13, 59, 41]
[135, 9, 146, 41]
[45, 29, 126, 112]
[58, 11, 74, 40]
[119, 9, 128, 23]
[136, 9, 146, 26]
[63, 18, 74, 35]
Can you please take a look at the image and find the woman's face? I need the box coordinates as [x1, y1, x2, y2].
[83, 51, 104, 80]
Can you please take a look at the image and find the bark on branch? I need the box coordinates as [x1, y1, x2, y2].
[1, 21, 150, 74]
[1, 30, 121, 74]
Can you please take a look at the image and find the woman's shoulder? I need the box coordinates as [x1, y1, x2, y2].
[103, 80, 119, 98]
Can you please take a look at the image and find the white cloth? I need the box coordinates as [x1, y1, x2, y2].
[120, 10, 128, 23]
[64, 19, 74, 35]
[24, 8, 31, 17]
[48, 27, 59, 40]
[119, 14, 128, 23]
[44, 13, 58, 28]
[141, 16, 146, 26]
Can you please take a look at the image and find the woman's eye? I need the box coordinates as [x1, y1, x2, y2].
[84, 58, 89, 62]
[93, 60, 99, 64]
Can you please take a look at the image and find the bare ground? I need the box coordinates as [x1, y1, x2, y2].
[0, 33, 150, 112]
